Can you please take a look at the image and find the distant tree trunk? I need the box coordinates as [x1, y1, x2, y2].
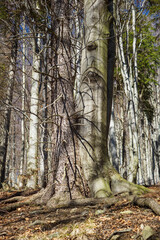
[155, 69, 160, 181]
[116, 2, 139, 183]
[18, 15, 27, 188]
[73, 0, 82, 100]
[8, 115, 17, 187]
[151, 68, 160, 184]
[26, 34, 40, 188]
[127, 3, 139, 183]
[40, 33, 49, 188]
[108, 103, 119, 172]
[0, 34, 17, 186]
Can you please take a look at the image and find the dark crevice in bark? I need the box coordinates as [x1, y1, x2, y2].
[107, 0, 115, 130]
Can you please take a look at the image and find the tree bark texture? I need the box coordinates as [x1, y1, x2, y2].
[38, 0, 85, 203]
[27, 36, 40, 188]
[0, 33, 17, 185]
[78, 0, 114, 197]
[116, 2, 139, 183]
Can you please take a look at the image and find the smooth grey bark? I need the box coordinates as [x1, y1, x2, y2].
[18, 15, 27, 188]
[78, 0, 115, 197]
[108, 103, 119, 172]
[151, 68, 160, 184]
[116, 1, 139, 183]
[77, 0, 148, 198]
[8, 115, 17, 187]
[26, 34, 40, 188]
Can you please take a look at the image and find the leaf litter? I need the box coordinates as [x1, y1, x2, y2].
[0, 186, 160, 239]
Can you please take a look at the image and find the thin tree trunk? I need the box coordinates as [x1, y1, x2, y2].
[108, 103, 119, 172]
[41, 33, 49, 188]
[18, 16, 27, 188]
[116, 2, 139, 183]
[0, 38, 17, 185]
[27, 35, 40, 188]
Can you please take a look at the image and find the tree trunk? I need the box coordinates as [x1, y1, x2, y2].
[38, 0, 85, 204]
[78, 0, 113, 197]
[41, 36, 49, 188]
[0, 35, 17, 186]
[18, 15, 27, 188]
[26, 35, 40, 188]
[77, 0, 147, 198]
[116, 2, 139, 183]
[108, 103, 119, 172]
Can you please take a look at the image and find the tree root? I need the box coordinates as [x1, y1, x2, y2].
[1, 190, 160, 216]
[47, 196, 118, 209]
[0, 191, 24, 202]
[1, 196, 26, 204]
[133, 196, 160, 215]
[0, 190, 44, 213]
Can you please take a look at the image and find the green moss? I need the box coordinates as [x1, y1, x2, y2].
[132, 183, 151, 195]
[92, 177, 113, 197]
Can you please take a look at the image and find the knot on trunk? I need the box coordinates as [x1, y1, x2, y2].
[87, 42, 97, 51]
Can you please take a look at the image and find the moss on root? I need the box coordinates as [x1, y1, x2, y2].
[90, 170, 151, 198]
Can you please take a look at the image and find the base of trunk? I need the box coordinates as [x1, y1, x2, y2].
[43, 170, 150, 207]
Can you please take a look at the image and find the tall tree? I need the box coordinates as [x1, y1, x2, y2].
[75, 0, 146, 198]
[26, 26, 40, 188]
[0, 21, 18, 185]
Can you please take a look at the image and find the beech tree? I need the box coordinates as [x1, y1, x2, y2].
[72, 0, 147, 199]
[26, 2, 41, 188]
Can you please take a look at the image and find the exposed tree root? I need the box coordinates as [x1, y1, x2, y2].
[88, 169, 151, 198]
[0, 191, 24, 202]
[0, 195, 118, 213]
[0, 190, 44, 213]
[1, 196, 26, 204]
[1, 189, 160, 217]
[0, 181, 160, 217]
[47, 196, 118, 209]
[133, 196, 160, 215]
[0, 200, 30, 213]
[0, 189, 39, 202]
[110, 174, 150, 196]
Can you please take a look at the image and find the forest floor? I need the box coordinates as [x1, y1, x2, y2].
[0, 186, 160, 240]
